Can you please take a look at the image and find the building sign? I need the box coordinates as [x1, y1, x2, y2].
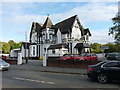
[100, 46, 109, 49]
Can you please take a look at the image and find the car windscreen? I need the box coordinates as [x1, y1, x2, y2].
[80, 54, 86, 56]
[0, 59, 4, 62]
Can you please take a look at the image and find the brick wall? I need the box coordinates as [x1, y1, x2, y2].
[47, 57, 99, 69]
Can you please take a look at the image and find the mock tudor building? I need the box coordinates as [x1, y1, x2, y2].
[29, 15, 91, 58]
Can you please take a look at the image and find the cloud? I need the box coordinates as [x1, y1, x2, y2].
[1, 0, 119, 2]
[90, 29, 114, 44]
[2, 2, 117, 24]
[5, 15, 46, 24]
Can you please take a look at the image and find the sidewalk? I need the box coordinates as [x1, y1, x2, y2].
[10, 60, 87, 75]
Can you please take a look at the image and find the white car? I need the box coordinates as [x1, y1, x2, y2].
[0, 59, 10, 71]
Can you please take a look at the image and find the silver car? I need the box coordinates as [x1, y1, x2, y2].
[0, 59, 10, 71]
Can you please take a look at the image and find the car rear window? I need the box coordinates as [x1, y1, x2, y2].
[103, 62, 119, 67]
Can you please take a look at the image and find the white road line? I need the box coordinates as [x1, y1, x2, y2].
[12, 77, 55, 85]
[46, 82, 55, 84]
[13, 77, 26, 81]
[34, 80, 41, 83]
[41, 81, 45, 83]
[26, 79, 35, 82]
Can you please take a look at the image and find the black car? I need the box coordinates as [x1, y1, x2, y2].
[87, 60, 120, 83]
[106, 53, 120, 60]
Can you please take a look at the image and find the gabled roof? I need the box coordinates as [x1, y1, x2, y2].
[84, 28, 92, 36]
[74, 43, 91, 48]
[52, 15, 77, 34]
[42, 16, 53, 29]
[30, 22, 43, 42]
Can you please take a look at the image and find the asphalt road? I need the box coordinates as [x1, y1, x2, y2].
[2, 69, 120, 88]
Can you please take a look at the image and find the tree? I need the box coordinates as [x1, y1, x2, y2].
[8, 40, 14, 46]
[0, 41, 4, 54]
[109, 16, 120, 43]
[11, 42, 22, 49]
[90, 43, 103, 53]
[104, 43, 116, 53]
[2, 43, 10, 54]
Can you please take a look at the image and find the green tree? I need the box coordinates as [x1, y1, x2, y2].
[8, 40, 15, 50]
[8, 40, 14, 46]
[90, 43, 103, 53]
[109, 16, 120, 43]
[104, 43, 116, 53]
[2, 43, 10, 54]
[12, 42, 22, 49]
[114, 43, 120, 52]
[0, 41, 4, 54]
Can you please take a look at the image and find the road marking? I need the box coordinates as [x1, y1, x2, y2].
[26, 79, 35, 82]
[41, 81, 45, 83]
[34, 80, 41, 83]
[12, 77, 55, 85]
[13, 77, 26, 80]
[46, 82, 55, 84]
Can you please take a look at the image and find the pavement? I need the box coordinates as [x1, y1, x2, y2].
[10, 60, 87, 75]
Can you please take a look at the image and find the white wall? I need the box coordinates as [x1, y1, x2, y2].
[0, 54, 9, 57]
[72, 19, 82, 40]
[57, 29, 62, 44]
[48, 48, 68, 57]
[10, 49, 20, 57]
[21, 45, 29, 57]
[31, 32, 37, 43]
[62, 34, 68, 40]
[72, 43, 78, 54]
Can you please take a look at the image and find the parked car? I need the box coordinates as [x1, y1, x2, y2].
[0, 59, 10, 71]
[87, 60, 120, 83]
[57, 54, 84, 61]
[79, 53, 98, 61]
[0, 56, 7, 59]
[106, 53, 120, 60]
[57, 53, 97, 61]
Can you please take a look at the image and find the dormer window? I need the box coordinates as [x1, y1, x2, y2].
[42, 35, 45, 40]
[32, 29, 36, 33]
[49, 35, 52, 41]
[86, 36, 89, 41]
[75, 23, 79, 28]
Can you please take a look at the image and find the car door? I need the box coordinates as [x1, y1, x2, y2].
[88, 54, 95, 60]
[102, 62, 119, 80]
[90, 54, 96, 60]
[118, 62, 120, 80]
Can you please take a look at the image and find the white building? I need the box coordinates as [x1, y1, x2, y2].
[10, 42, 30, 58]
[29, 15, 92, 58]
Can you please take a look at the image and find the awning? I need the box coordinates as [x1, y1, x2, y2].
[74, 43, 91, 48]
[48, 43, 68, 50]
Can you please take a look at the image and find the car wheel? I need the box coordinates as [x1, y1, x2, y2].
[97, 73, 108, 84]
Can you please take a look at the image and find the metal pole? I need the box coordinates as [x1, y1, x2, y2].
[25, 31, 28, 63]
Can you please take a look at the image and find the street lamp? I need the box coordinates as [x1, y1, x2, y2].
[25, 31, 28, 63]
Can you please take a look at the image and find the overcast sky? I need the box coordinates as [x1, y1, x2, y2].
[0, 0, 119, 44]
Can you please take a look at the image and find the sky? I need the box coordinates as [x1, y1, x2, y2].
[0, 0, 119, 44]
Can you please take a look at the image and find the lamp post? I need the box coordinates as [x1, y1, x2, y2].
[25, 31, 28, 63]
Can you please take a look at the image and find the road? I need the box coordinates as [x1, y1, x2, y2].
[2, 69, 120, 89]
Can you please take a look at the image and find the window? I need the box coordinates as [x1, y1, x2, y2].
[49, 35, 52, 41]
[103, 62, 119, 67]
[86, 36, 89, 40]
[33, 46, 35, 56]
[42, 35, 45, 40]
[52, 50, 55, 54]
